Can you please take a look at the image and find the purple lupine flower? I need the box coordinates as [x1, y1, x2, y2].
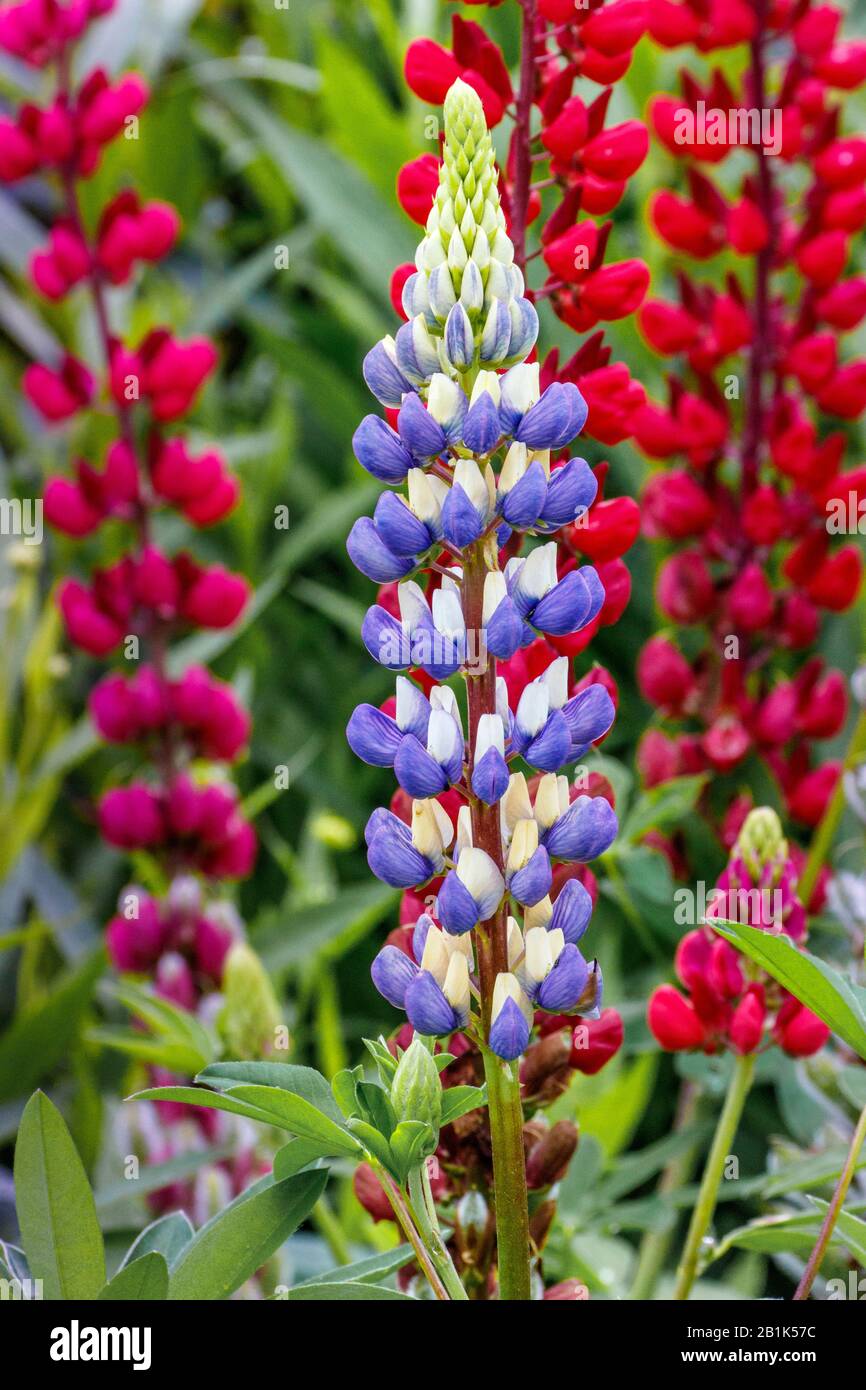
[362, 338, 414, 408]
[394, 688, 464, 798]
[507, 543, 604, 639]
[488, 973, 533, 1061]
[365, 798, 453, 889]
[471, 714, 510, 805]
[505, 820, 553, 908]
[437, 846, 505, 934]
[536, 456, 598, 532]
[346, 675, 430, 768]
[371, 913, 471, 1037]
[353, 414, 415, 483]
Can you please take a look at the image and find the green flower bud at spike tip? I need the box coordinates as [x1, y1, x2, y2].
[390, 1034, 442, 1140]
[219, 942, 284, 1060]
[403, 79, 538, 379]
[734, 807, 788, 883]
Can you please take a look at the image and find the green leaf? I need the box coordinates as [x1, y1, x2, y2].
[273, 1139, 334, 1180]
[808, 1198, 866, 1264]
[0, 950, 104, 1102]
[440, 1085, 487, 1127]
[388, 1121, 434, 1182]
[287, 1280, 414, 1300]
[14, 1091, 106, 1300]
[356, 1080, 397, 1139]
[98, 1253, 169, 1301]
[346, 1117, 394, 1171]
[168, 1170, 328, 1301]
[711, 921, 866, 1060]
[121, 1213, 194, 1271]
[217, 1085, 362, 1155]
[197, 1062, 343, 1123]
[621, 774, 708, 844]
[331, 1067, 362, 1119]
[297, 1244, 414, 1288]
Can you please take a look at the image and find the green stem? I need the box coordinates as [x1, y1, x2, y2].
[408, 1165, 468, 1300]
[375, 1166, 450, 1301]
[629, 1082, 702, 1300]
[312, 1196, 352, 1267]
[674, 1053, 756, 1301]
[482, 1045, 533, 1300]
[794, 1100, 866, 1300]
[798, 705, 866, 907]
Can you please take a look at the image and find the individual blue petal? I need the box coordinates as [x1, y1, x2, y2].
[500, 458, 548, 529]
[444, 302, 474, 370]
[437, 870, 480, 934]
[543, 795, 618, 862]
[471, 746, 511, 805]
[514, 382, 574, 450]
[562, 685, 615, 758]
[441, 484, 485, 548]
[362, 343, 414, 409]
[346, 704, 402, 768]
[531, 570, 596, 636]
[489, 996, 531, 1061]
[353, 415, 414, 484]
[373, 491, 433, 557]
[508, 846, 552, 907]
[394, 734, 452, 799]
[347, 517, 416, 583]
[371, 945, 418, 1009]
[362, 605, 409, 671]
[496, 522, 512, 547]
[395, 316, 441, 384]
[537, 944, 590, 1012]
[480, 298, 512, 364]
[412, 912, 435, 964]
[563, 381, 589, 439]
[505, 297, 539, 363]
[549, 878, 593, 945]
[485, 594, 525, 660]
[579, 565, 606, 624]
[463, 393, 503, 454]
[367, 814, 434, 888]
[397, 392, 447, 460]
[364, 806, 395, 847]
[521, 710, 573, 772]
[539, 457, 598, 530]
[405, 970, 461, 1036]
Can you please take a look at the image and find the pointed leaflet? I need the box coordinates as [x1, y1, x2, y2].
[13, 1091, 106, 1300]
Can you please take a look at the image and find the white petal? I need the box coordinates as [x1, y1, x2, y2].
[396, 675, 427, 734]
[507, 817, 539, 874]
[432, 586, 466, 640]
[483, 570, 507, 625]
[443, 952, 470, 1014]
[427, 707, 462, 765]
[524, 926, 553, 985]
[506, 916, 524, 970]
[457, 847, 505, 920]
[498, 442, 528, 495]
[398, 579, 429, 632]
[516, 680, 550, 738]
[427, 372, 462, 426]
[492, 971, 533, 1025]
[453, 457, 491, 518]
[524, 896, 553, 932]
[456, 803, 474, 856]
[470, 370, 502, 408]
[533, 773, 562, 830]
[503, 773, 533, 835]
[541, 656, 569, 710]
[475, 713, 505, 760]
[407, 468, 442, 526]
[420, 923, 450, 983]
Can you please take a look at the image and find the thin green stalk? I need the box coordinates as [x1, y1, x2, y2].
[794, 1101, 866, 1300]
[408, 1165, 468, 1301]
[482, 1045, 532, 1300]
[798, 705, 866, 906]
[629, 1082, 701, 1299]
[375, 1166, 450, 1301]
[674, 1053, 756, 1300]
[312, 1196, 352, 1267]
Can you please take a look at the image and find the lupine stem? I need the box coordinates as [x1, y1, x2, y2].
[376, 1167, 451, 1301]
[674, 1053, 755, 1300]
[794, 1100, 866, 1300]
[481, 1042, 533, 1300]
[798, 704, 866, 906]
[408, 1165, 469, 1300]
[462, 542, 532, 1300]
